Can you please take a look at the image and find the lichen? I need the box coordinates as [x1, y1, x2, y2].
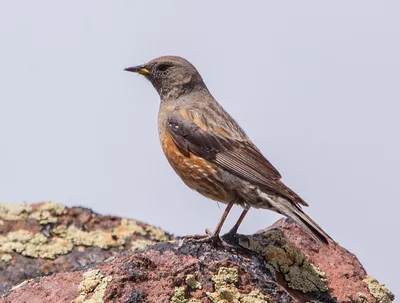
[145, 225, 169, 241]
[0, 202, 169, 261]
[0, 201, 65, 224]
[28, 202, 65, 224]
[171, 286, 189, 303]
[0, 230, 73, 259]
[0, 202, 32, 220]
[357, 292, 369, 303]
[115, 218, 147, 237]
[363, 275, 394, 303]
[53, 219, 151, 250]
[131, 238, 155, 251]
[59, 225, 122, 249]
[74, 269, 112, 303]
[185, 274, 202, 290]
[239, 230, 328, 293]
[206, 267, 269, 303]
[211, 267, 239, 289]
[0, 213, 166, 259]
[170, 268, 267, 303]
[1, 253, 12, 262]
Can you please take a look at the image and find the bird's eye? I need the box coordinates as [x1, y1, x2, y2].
[157, 64, 171, 72]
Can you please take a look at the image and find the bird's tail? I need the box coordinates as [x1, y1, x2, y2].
[259, 192, 332, 245]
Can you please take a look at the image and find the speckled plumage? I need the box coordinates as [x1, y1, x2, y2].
[126, 56, 332, 244]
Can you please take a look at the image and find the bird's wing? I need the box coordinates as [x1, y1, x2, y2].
[166, 109, 308, 206]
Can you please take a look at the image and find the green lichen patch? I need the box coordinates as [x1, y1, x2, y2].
[145, 224, 169, 241]
[240, 291, 269, 303]
[0, 201, 65, 224]
[53, 219, 153, 250]
[55, 225, 122, 249]
[356, 292, 369, 303]
[74, 269, 112, 303]
[131, 238, 155, 251]
[0, 202, 32, 220]
[1, 253, 13, 263]
[171, 286, 189, 303]
[0, 230, 73, 259]
[206, 267, 269, 303]
[211, 267, 239, 289]
[170, 267, 267, 303]
[363, 275, 394, 303]
[115, 218, 146, 237]
[28, 202, 65, 224]
[239, 230, 328, 293]
[185, 274, 202, 290]
[1, 215, 166, 260]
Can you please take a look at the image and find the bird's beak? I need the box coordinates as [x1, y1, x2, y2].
[124, 65, 150, 75]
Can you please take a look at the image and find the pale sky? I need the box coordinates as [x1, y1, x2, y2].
[0, 1, 398, 296]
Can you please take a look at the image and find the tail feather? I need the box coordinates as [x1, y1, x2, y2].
[258, 191, 332, 245]
[289, 205, 332, 245]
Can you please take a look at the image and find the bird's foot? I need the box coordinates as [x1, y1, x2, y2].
[183, 229, 221, 244]
[221, 228, 239, 243]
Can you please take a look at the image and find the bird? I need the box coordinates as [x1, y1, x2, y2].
[125, 56, 332, 245]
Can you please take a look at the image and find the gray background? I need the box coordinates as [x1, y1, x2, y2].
[0, 1, 398, 296]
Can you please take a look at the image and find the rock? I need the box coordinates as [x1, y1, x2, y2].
[0, 202, 394, 303]
[0, 202, 173, 295]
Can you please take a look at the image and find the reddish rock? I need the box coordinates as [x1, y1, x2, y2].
[0, 203, 394, 303]
[0, 202, 173, 295]
[277, 219, 376, 302]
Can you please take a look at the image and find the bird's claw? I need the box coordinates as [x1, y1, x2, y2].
[182, 228, 221, 244]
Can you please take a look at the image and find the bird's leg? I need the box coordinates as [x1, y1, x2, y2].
[210, 199, 235, 237]
[185, 198, 237, 243]
[225, 208, 249, 237]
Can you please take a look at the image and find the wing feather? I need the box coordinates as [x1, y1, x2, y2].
[166, 110, 308, 206]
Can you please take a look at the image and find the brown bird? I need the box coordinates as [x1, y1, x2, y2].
[125, 56, 332, 244]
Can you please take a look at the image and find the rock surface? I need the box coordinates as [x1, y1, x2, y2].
[0, 202, 394, 303]
[0, 202, 172, 296]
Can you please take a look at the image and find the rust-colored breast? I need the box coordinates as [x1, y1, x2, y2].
[160, 130, 232, 203]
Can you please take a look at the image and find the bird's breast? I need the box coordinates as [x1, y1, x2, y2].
[159, 129, 233, 203]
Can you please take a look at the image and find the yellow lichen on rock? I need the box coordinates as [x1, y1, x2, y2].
[145, 224, 169, 241]
[0, 202, 32, 220]
[53, 219, 154, 250]
[206, 267, 268, 303]
[62, 225, 121, 249]
[0, 230, 73, 259]
[211, 267, 239, 289]
[363, 275, 394, 303]
[131, 238, 154, 251]
[1, 253, 12, 262]
[170, 268, 267, 303]
[239, 230, 328, 293]
[1, 216, 166, 260]
[113, 218, 151, 246]
[185, 274, 202, 290]
[1, 202, 168, 259]
[171, 286, 189, 303]
[0, 201, 65, 224]
[74, 269, 112, 303]
[357, 292, 369, 303]
[28, 202, 65, 224]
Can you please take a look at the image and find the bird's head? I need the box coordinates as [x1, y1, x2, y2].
[125, 56, 206, 100]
